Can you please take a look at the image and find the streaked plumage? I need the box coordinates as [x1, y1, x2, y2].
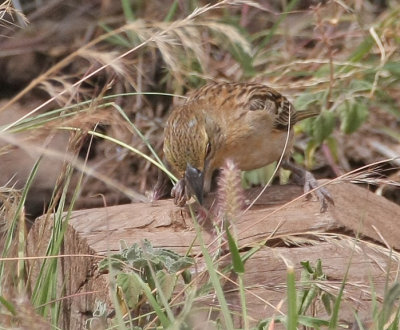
[163, 82, 333, 211]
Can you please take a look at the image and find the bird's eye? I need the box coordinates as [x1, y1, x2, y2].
[205, 142, 211, 158]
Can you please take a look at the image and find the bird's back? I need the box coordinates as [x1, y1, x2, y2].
[187, 82, 298, 129]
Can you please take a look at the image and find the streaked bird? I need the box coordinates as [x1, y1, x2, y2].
[163, 82, 333, 211]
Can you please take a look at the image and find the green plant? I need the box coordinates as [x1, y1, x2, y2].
[97, 239, 194, 327]
[257, 259, 335, 329]
[298, 259, 335, 318]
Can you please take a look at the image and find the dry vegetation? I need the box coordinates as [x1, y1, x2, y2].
[0, 0, 399, 329]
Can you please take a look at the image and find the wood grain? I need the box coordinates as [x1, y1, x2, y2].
[27, 181, 400, 329]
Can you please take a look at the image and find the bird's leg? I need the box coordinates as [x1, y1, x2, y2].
[281, 159, 334, 212]
[171, 178, 191, 207]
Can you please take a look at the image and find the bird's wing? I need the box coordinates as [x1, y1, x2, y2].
[187, 82, 297, 130]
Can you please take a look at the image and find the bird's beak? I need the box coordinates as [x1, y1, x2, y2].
[185, 163, 204, 205]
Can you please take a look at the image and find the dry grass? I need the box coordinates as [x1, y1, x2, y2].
[0, 0, 399, 328]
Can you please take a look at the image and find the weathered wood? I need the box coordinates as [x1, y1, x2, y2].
[26, 181, 400, 329]
[223, 240, 398, 327]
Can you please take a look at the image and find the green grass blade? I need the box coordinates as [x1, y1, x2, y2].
[121, 0, 135, 21]
[225, 226, 244, 274]
[31, 158, 76, 325]
[164, 0, 179, 22]
[0, 295, 16, 315]
[380, 283, 400, 329]
[328, 257, 351, 328]
[226, 226, 247, 328]
[97, 23, 132, 47]
[0, 157, 42, 294]
[190, 207, 234, 329]
[133, 272, 170, 328]
[146, 264, 176, 323]
[287, 266, 298, 330]
[238, 273, 248, 330]
[298, 315, 330, 327]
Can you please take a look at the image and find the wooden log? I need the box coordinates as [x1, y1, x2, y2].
[26, 181, 400, 329]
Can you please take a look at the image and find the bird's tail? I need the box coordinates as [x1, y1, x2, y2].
[295, 105, 321, 122]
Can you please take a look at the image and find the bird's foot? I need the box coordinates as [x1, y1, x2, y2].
[302, 171, 334, 212]
[282, 160, 334, 212]
[171, 179, 190, 207]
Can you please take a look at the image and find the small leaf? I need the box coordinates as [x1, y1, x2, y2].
[315, 259, 323, 278]
[156, 248, 181, 261]
[158, 255, 176, 272]
[325, 136, 339, 162]
[297, 315, 330, 327]
[298, 286, 319, 315]
[312, 111, 336, 143]
[291, 152, 304, 166]
[181, 269, 192, 284]
[156, 270, 176, 302]
[125, 243, 142, 263]
[0, 295, 16, 315]
[305, 139, 319, 169]
[340, 101, 368, 134]
[348, 79, 373, 93]
[142, 239, 154, 252]
[296, 113, 316, 136]
[98, 254, 126, 273]
[300, 261, 313, 274]
[226, 226, 244, 274]
[116, 273, 143, 309]
[242, 164, 276, 188]
[348, 35, 374, 63]
[169, 257, 195, 273]
[294, 91, 324, 110]
[322, 292, 333, 315]
[383, 62, 400, 76]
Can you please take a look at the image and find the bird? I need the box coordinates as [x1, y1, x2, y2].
[162, 82, 333, 211]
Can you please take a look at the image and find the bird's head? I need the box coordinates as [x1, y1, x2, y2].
[163, 106, 215, 204]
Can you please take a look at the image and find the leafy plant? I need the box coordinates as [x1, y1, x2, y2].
[257, 259, 335, 329]
[298, 259, 335, 317]
[97, 239, 194, 327]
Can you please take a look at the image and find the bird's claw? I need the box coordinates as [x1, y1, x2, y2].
[282, 160, 334, 213]
[303, 171, 334, 213]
